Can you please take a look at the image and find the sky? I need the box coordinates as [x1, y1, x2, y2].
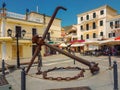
[0, 0, 120, 27]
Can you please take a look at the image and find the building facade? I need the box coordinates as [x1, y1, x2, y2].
[63, 5, 120, 52]
[0, 6, 62, 61]
[107, 15, 120, 38]
[76, 5, 117, 41]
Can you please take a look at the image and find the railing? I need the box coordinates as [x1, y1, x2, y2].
[0, 11, 44, 23]
[6, 11, 25, 20]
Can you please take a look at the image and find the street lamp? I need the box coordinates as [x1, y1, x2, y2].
[16, 30, 26, 68]
[21, 30, 26, 37]
[7, 29, 12, 37]
[8, 29, 26, 68]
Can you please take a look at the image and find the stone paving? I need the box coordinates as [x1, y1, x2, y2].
[0, 53, 120, 90]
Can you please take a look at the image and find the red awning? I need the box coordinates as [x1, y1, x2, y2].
[114, 36, 120, 40]
[70, 40, 85, 44]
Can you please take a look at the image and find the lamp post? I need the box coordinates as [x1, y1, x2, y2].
[16, 30, 26, 68]
[8, 29, 26, 68]
[16, 32, 20, 68]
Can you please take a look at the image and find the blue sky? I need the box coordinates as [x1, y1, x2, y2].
[0, 0, 120, 27]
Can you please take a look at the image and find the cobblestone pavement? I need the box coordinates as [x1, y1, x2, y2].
[0, 53, 120, 90]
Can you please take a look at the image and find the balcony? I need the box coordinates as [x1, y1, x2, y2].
[0, 11, 44, 23]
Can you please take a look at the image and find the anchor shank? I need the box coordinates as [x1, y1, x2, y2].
[44, 43, 90, 66]
[42, 6, 67, 40]
[26, 45, 40, 74]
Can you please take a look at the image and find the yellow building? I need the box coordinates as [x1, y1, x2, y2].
[63, 25, 77, 42]
[0, 7, 62, 61]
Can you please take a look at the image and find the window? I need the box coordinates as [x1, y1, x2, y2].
[80, 25, 83, 30]
[113, 33, 115, 37]
[93, 13, 96, 18]
[81, 17, 83, 21]
[100, 20, 103, 26]
[100, 10, 104, 15]
[115, 21, 119, 28]
[110, 22, 113, 29]
[81, 35, 83, 40]
[100, 32, 103, 36]
[93, 22, 96, 29]
[86, 15, 89, 20]
[32, 28, 37, 36]
[86, 24, 89, 30]
[86, 34, 89, 39]
[32, 28, 37, 55]
[108, 33, 111, 38]
[93, 33, 96, 38]
[15, 26, 21, 37]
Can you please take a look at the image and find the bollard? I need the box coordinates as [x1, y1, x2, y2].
[2, 59, 5, 76]
[113, 61, 118, 90]
[74, 59, 76, 65]
[108, 54, 111, 67]
[21, 67, 26, 90]
[73, 52, 76, 65]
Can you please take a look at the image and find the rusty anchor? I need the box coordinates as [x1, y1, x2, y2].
[26, 6, 100, 75]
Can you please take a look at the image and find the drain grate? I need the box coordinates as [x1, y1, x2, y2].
[48, 86, 91, 90]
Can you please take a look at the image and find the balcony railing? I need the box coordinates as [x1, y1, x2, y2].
[6, 11, 25, 20]
[0, 11, 44, 23]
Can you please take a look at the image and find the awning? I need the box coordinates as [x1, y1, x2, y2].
[84, 40, 100, 45]
[99, 39, 120, 45]
[59, 43, 67, 47]
[59, 43, 72, 47]
[70, 40, 85, 44]
[71, 43, 85, 47]
[115, 36, 120, 40]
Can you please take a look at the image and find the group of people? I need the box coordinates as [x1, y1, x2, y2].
[84, 46, 118, 56]
[94, 46, 118, 56]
